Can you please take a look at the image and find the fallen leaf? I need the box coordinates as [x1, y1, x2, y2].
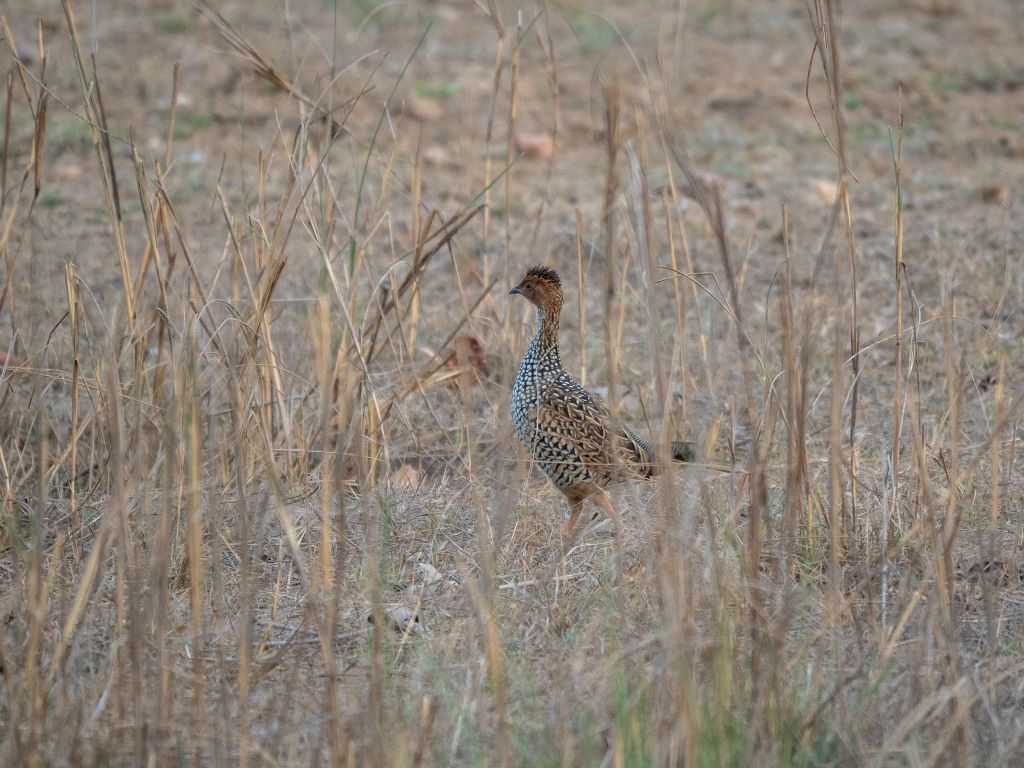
[416, 561, 443, 584]
[515, 131, 554, 160]
[404, 96, 443, 122]
[815, 178, 838, 203]
[369, 605, 426, 636]
[421, 145, 449, 166]
[443, 334, 489, 387]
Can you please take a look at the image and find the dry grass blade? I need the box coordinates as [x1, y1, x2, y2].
[600, 82, 622, 414]
[59, 0, 135, 329]
[29, 53, 45, 200]
[2, 69, 12, 218]
[0, 15, 35, 115]
[195, 0, 362, 138]
[385, 273, 498, 417]
[357, 203, 485, 363]
[89, 54, 121, 220]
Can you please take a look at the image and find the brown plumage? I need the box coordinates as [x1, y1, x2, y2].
[509, 265, 693, 536]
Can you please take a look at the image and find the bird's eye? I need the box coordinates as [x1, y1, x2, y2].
[524, 282, 533, 290]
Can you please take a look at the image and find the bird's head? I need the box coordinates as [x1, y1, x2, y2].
[509, 265, 563, 313]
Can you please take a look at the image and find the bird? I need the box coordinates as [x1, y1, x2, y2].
[509, 265, 693, 537]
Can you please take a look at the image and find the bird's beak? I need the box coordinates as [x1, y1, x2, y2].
[509, 286, 522, 295]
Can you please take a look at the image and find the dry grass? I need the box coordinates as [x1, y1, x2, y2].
[1, 0, 1023, 766]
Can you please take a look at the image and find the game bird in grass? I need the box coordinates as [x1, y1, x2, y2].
[509, 265, 694, 537]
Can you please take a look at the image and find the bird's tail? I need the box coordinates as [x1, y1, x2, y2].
[670, 440, 696, 463]
[620, 427, 695, 477]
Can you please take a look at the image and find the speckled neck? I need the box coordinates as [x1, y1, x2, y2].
[529, 300, 562, 361]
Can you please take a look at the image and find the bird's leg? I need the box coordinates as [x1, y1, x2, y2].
[563, 502, 585, 538]
[593, 492, 624, 536]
